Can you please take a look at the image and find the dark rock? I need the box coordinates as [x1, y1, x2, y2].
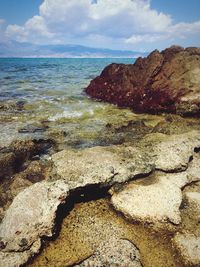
[0, 100, 26, 111]
[0, 152, 16, 179]
[0, 139, 54, 179]
[18, 124, 48, 134]
[86, 46, 200, 115]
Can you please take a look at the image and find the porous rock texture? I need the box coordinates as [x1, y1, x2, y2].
[173, 233, 200, 266]
[0, 180, 69, 267]
[52, 130, 200, 188]
[110, 169, 199, 225]
[110, 149, 200, 226]
[1, 130, 200, 266]
[86, 46, 200, 115]
[75, 237, 142, 267]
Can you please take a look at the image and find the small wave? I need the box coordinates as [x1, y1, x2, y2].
[49, 111, 83, 121]
[49, 109, 94, 122]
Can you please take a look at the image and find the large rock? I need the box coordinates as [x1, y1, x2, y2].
[0, 180, 69, 267]
[111, 172, 188, 225]
[86, 46, 200, 115]
[110, 152, 200, 225]
[52, 131, 200, 190]
[51, 145, 153, 190]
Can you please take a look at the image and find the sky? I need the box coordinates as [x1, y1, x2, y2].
[0, 0, 200, 52]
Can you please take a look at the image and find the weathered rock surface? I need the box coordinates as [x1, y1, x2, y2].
[0, 139, 54, 180]
[0, 180, 69, 267]
[110, 151, 200, 225]
[139, 130, 200, 172]
[111, 172, 188, 225]
[30, 198, 179, 267]
[86, 46, 200, 115]
[52, 131, 200, 190]
[76, 237, 142, 267]
[1, 130, 200, 266]
[51, 144, 153, 190]
[173, 233, 200, 266]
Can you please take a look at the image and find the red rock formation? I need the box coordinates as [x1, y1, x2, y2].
[86, 46, 200, 115]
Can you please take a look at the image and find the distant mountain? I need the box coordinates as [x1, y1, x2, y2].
[0, 41, 147, 58]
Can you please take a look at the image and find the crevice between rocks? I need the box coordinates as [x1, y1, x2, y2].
[24, 184, 111, 267]
[19, 146, 200, 266]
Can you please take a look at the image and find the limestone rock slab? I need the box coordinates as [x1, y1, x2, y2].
[0, 180, 69, 267]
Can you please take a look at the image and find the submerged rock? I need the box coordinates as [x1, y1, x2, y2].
[86, 46, 200, 115]
[18, 123, 48, 134]
[76, 237, 142, 267]
[0, 100, 26, 112]
[0, 139, 54, 180]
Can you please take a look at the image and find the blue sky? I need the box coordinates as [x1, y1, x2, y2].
[0, 0, 200, 51]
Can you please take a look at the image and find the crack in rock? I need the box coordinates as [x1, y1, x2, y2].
[1, 130, 200, 266]
[110, 152, 200, 226]
[0, 180, 69, 267]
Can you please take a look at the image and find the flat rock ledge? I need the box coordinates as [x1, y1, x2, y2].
[52, 130, 200, 189]
[1, 130, 200, 266]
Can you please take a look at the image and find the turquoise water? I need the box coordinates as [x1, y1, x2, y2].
[0, 58, 161, 149]
[0, 58, 134, 119]
[0, 58, 133, 101]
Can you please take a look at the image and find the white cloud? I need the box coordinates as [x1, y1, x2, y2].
[125, 34, 167, 44]
[4, 0, 200, 50]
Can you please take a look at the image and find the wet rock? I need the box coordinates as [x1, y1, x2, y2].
[18, 123, 48, 134]
[20, 160, 49, 183]
[86, 46, 200, 115]
[0, 100, 26, 112]
[152, 115, 200, 135]
[0, 152, 16, 179]
[0, 180, 69, 267]
[173, 233, 200, 266]
[76, 237, 142, 267]
[8, 159, 49, 201]
[0, 139, 54, 180]
[0, 160, 51, 218]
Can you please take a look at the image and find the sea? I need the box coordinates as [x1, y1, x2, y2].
[0, 58, 161, 149]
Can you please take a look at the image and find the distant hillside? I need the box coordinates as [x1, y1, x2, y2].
[0, 41, 147, 58]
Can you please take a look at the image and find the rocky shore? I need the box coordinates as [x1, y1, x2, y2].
[0, 47, 200, 267]
[86, 46, 200, 115]
[0, 119, 200, 266]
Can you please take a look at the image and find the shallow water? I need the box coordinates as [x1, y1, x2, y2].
[0, 58, 163, 149]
